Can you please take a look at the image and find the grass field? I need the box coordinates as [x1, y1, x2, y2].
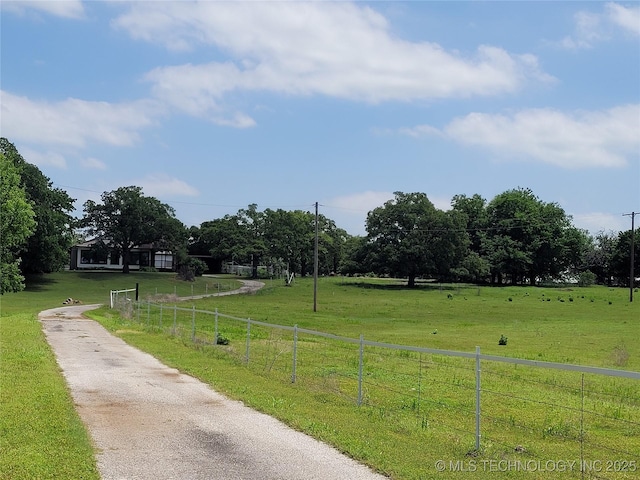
[97, 276, 639, 479]
[1, 272, 638, 479]
[0, 270, 239, 479]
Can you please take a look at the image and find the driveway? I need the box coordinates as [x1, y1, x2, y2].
[39, 304, 387, 480]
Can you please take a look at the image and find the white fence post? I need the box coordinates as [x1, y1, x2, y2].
[173, 305, 177, 335]
[292, 325, 298, 383]
[245, 319, 251, 364]
[358, 334, 364, 406]
[475, 345, 481, 451]
[191, 306, 195, 342]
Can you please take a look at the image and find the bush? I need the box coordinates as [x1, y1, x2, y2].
[577, 270, 596, 287]
[176, 257, 207, 281]
[498, 334, 508, 346]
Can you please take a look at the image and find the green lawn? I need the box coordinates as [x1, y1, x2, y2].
[1, 272, 638, 479]
[93, 276, 639, 480]
[0, 270, 240, 479]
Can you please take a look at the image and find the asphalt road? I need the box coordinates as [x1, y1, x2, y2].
[40, 304, 387, 480]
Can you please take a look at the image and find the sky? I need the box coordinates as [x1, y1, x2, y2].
[1, 1, 639, 236]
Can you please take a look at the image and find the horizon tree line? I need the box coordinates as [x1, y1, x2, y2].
[1, 137, 637, 292]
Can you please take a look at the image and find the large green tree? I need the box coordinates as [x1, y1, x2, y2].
[81, 186, 186, 273]
[584, 231, 617, 285]
[366, 192, 468, 287]
[0, 153, 36, 293]
[0, 138, 75, 273]
[482, 188, 583, 285]
[610, 228, 640, 287]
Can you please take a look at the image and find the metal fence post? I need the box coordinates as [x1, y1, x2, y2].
[475, 345, 481, 451]
[136, 300, 140, 322]
[214, 308, 219, 345]
[292, 324, 298, 383]
[358, 334, 364, 406]
[417, 352, 422, 414]
[191, 306, 195, 342]
[173, 305, 177, 335]
[245, 318, 251, 364]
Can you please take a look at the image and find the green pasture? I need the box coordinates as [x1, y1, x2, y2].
[99, 276, 639, 479]
[1, 272, 638, 479]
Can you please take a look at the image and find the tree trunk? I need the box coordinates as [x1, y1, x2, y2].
[122, 247, 130, 274]
[408, 274, 416, 288]
[251, 254, 259, 279]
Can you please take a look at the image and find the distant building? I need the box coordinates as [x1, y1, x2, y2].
[69, 237, 174, 271]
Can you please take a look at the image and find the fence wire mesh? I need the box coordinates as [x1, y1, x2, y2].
[118, 300, 640, 479]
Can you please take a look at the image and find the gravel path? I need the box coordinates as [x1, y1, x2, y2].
[40, 300, 387, 479]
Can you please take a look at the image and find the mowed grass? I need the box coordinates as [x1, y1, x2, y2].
[0, 270, 240, 479]
[0, 313, 99, 479]
[90, 276, 640, 479]
[1, 272, 638, 479]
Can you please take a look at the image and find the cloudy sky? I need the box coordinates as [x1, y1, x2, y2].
[2, 1, 639, 235]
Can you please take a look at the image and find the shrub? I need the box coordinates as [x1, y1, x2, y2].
[176, 257, 207, 281]
[577, 270, 596, 287]
[498, 335, 508, 346]
[215, 334, 230, 345]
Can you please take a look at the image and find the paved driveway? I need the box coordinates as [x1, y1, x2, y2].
[40, 305, 387, 480]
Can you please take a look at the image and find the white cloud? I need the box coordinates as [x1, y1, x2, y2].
[418, 104, 640, 169]
[606, 2, 640, 36]
[19, 146, 67, 169]
[2, 0, 85, 19]
[81, 157, 107, 170]
[398, 124, 444, 138]
[136, 173, 200, 198]
[114, 2, 553, 125]
[556, 2, 639, 49]
[0, 90, 161, 148]
[572, 212, 629, 234]
[328, 191, 395, 213]
[325, 191, 452, 235]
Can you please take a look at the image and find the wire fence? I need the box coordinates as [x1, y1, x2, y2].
[115, 298, 640, 479]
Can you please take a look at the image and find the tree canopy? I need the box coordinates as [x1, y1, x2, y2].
[81, 186, 187, 273]
[0, 138, 75, 274]
[0, 152, 36, 293]
[365, 192, 468, 287]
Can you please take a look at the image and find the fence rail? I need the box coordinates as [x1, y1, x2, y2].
[114, 299, 640, 479]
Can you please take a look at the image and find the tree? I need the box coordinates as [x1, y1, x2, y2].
[583, 231, 617, 285]
[365, 192, 468, 287]
[81, 186, 186, 273]
[0, 138, 76, 274]
[610, 228, 640, 286]
[482, 188, 579, 285]
[0, 153, 36, 293]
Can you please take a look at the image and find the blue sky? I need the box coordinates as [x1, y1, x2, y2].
[2, 1, 639, 236]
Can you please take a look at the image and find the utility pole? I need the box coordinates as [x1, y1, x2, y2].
[623, 212, 636, 302]
[313, 202, 319, 312]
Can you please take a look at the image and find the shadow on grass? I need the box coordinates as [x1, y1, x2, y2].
[340, 280, 462, 291]
[23, 274, 57, 292]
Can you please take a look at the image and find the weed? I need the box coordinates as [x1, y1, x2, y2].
[611, 342, 630, 367]
[499, 334, 508, 346]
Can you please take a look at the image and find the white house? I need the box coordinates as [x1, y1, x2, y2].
[69, 237, 174, 271]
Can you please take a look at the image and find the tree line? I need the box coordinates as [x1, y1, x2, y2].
[1, 137, 637, 293]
